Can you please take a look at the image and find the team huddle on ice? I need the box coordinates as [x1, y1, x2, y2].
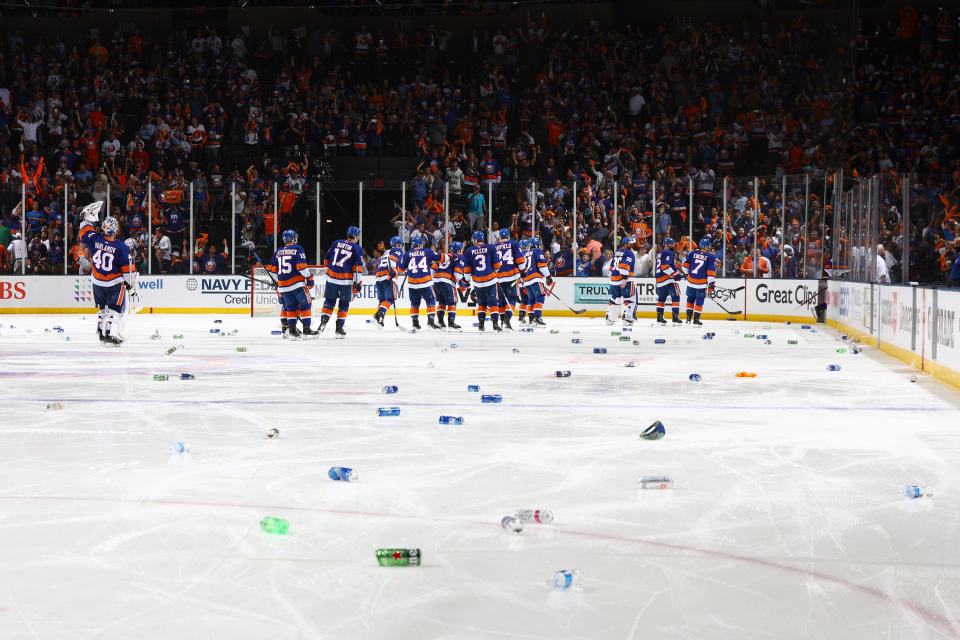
[75, 199, 717, 343]
[265, 227, 553, 337]
[265, 226, 718, 338]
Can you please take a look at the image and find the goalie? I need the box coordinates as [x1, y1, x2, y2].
[267, 229, 318, 339]
[78, 201, 138, 345]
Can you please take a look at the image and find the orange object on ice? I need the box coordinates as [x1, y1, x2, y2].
[734, 372, 757, 378]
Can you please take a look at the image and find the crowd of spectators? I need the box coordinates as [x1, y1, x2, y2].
[1, 4, 959, 283]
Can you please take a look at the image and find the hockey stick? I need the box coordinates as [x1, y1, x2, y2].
[240, 273, 282, 288]
[394, 275, 407, 327]
[252, 252, 280, 288]
[712, 297, 743, 315]
[545, 283, 586, 315]
[708, 285, 744, 315]
[794, 286, 827, 310]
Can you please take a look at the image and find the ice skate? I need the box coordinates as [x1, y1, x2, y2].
[411, 316, 421, 330]
[427, 317, 440, 330]
[302, 326, 319, 338]
[288, 324, 302, 339]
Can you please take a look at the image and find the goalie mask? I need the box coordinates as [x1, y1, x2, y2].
[101, 216, 120, 236]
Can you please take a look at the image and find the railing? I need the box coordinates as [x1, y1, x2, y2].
[0, 172, 948, 284]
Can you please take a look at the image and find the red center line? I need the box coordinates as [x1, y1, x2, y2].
[1, 494, 957, 635]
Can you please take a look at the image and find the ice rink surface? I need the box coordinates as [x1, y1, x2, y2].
[1, 312, 959, 640]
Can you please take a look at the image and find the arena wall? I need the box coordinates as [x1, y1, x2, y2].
[0, 275, 822, 323]
[828, 281, 960, 390]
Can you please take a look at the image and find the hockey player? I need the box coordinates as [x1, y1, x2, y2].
[516, 239, 531, 322]
[267, 229, 317, 339]
[397, 235, 441, 330]
[606, 236, 637, 326]
[372, 235, 403, 327]
[493, 228, 525, 330]
[682, 237, 718, 326]
[520, 236, 552, 326]
[434, 241, 465, 330]
[319, 225, 364, 336]
[655, 237, 683, 324]
[78, 201, 137, 345]
[461, 230, 502, 332]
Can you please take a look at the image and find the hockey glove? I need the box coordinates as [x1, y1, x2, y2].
[708, 282, 716, 293]
[124, 281, 133, 291]
[306, 278, 315, 290]
[546, 276, 554, 286]
[352, 281, 362, 293]
[81, 201, 103, 223]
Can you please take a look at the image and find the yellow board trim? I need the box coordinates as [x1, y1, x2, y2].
[827, 318, 960, 392]
[826, 318, 879, 348]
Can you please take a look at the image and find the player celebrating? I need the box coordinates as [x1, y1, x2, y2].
[520, 236, 552, 326]
[434, 241, 465, 330]
[494, 228, 525, 330]
[398, 236, 441, 330]
[267, 229, 317, 339]
[655, 237, 683, 324]
[682, 237, 718, 326]
[78, 201, 137, 345]
[606, 236, 637, 326]
[462, 230, 502, 332]
[372, 235, 404, 327]
[319, 225, 364, 337]
[516, 239, 531, 322]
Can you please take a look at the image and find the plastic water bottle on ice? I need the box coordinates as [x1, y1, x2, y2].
[904, 485, 933, 499]
[827, 364, 841, 371]
[547, 569, 581, 591]
[259, 516, 289, 535]
[378, 407, 401, 416]
[639, 475, 673, 489]
[500, 515, 523, 534]
[169, 442, 191, 454]
[382, 385, 399, 394]
[438, 416, 464, 425]
[515, 509, 553, 524]
[328, 467, 358, 482]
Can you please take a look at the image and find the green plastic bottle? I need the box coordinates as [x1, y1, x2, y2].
[837, 348, 847, 354]
[376, 548, 421, 566]
[260, 516, 289, 535]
